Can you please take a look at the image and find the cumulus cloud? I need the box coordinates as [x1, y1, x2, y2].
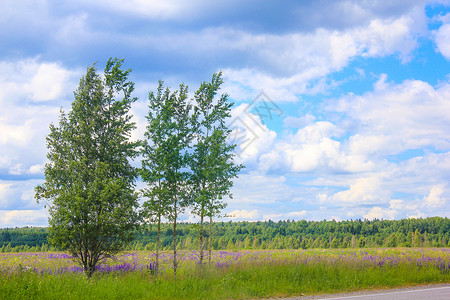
[229, 104, 277, 166]
[129, 100, 149, 143]
[230, 172, 292, 205]
[251, 76, 450, 218]
[305, 150, 450, 219]
[263, 210, 307, 221]
[28, 63, 74, 101]
[0, 180, 43, 211]
[332, 76, 450, 155]
[364, 206, 397, 220]
[0, 209, 48, 227]
[3, 0, 424, 101]
[0, 59, 80, 176]
[434, 12, 450, 59]
[332, 177, 390, 206]
[228, 209, 260, 221]
[0, 183, 18, 210]
[0, 1, 428, 99]
[423, 185, 447, 208]
[0, 59, 80, 103]
[259, 121, 375, 173]
[221, 8, 425, 101]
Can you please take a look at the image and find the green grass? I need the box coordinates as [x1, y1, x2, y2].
[1, 248, 449, 299]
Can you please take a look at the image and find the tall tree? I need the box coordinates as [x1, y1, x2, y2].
[140, 82, 171, 275]
[141, 81, 193, 278]
[35, 58, 140, 278]
[190, 72, 243, 265]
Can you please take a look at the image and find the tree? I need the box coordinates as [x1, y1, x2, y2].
[35, 58, 140, 278]
[140, 82, 173, 275]
[190, 72, 243, 264]
[413, 229, 422, 247]
[141, 81, 193, 278]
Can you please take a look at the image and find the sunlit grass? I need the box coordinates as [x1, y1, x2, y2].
[1, 248, 449, 299]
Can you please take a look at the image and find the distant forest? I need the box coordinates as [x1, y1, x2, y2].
[1, 217, 449, 252]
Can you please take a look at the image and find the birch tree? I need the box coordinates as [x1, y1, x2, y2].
[141, 82, 193, 277]
[35, 58, 140, 278]
[191, 72, 243, 264]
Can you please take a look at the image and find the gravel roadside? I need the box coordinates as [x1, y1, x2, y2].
[265, 283, 450, 299]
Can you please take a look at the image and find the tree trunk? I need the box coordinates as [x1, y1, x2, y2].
[199, 213, 204, 265]
[173, 203, 178, 279]
[208, 215, 212, 264]
[156, 214, 161, 275]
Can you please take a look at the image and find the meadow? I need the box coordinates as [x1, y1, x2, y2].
[1, 248, 449, 299]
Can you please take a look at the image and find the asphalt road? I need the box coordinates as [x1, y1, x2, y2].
[283, 284, 450, 300]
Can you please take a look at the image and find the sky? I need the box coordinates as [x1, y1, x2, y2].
[1, 0, 450, 227]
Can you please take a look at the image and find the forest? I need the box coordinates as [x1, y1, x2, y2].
[1, 216, 449, 252]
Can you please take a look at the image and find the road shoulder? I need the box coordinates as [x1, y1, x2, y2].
[272, 283, 450, 299]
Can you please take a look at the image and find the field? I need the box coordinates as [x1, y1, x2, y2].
[1, 248, 449, 299]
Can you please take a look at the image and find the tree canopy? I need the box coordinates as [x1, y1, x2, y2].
[35, 58, 140, 277]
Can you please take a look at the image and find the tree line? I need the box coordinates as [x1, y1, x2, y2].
[34, 58, 242, 277]
[2, 217, 449, 252]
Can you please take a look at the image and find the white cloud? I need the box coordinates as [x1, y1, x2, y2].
[0, 58, 79, 103]
[259, 121, 375, 173]
[0, 121, 34, 147]
[0, 209, 48, 227]
[28, 63, 73, 101]
[333, 77, 450, 155]
[262, 210, 307, 221]
[364, 206, 397, 220]
[228, 209, 260, 221]
[345, 134, 390, 157]
[0, 58, 79, 176]
[229, 104, 277, 166]
[287, 210, 307, 218]
[434, 16, 450, 59]
[220, 9, 425, 101]
[424, 184, 447, 208]
[0, 105, 57, 175]
[0, 183, 16, 208]
[129, 100, 148, 143]
[233, 78, 450, 220]
[304, 150, 450, 219]
[28, 164, 44, 175]
[332, 177, 390, 206]
[230, 172, 291, 205]
[389, 199, 405, 210]
[0, 179, 43, 210]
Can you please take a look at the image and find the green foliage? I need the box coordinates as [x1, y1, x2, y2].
[0, 227, 47, 248]
[3, 217, 449, 252]
[130, 217, 450, 251]
[190, 72, 243, 264]
[141, 72, 243, 268]
[34, 58, 140, 276]
[141, 80, 194, 275]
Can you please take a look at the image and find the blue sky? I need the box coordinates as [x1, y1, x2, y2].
[1, 0, 450, 227]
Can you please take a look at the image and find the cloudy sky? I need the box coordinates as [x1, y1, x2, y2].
[1, 0, 450, 227]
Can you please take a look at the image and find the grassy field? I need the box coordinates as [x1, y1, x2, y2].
[1, 248, 449, 299]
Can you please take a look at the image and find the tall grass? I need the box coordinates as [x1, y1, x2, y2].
[1, 248, 449, 299]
